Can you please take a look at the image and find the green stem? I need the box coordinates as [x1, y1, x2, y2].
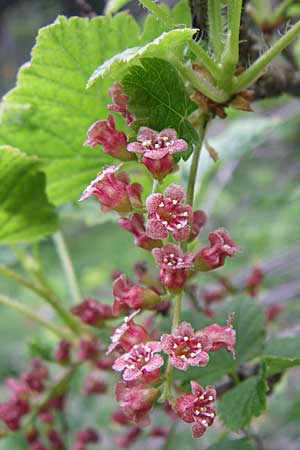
[186, 115, 209, 207]
[208, 0, 224, 61]
[232, 21, 300, 93]
[0, 293, 70, 339]
[220, 0, 243, 89]
[138, 0, 173, 28]
[171, 58, 229, 103]
[152, 179, 159, 194]
[53, 231, 82, 305]
[188, 39, 221, 80]
[0, 265, 81, 335]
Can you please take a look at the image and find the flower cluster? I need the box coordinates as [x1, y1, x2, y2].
[77, 81, 241, 442]
[0, 81, 242, 450]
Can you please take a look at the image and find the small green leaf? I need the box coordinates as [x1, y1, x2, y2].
[87, 28, 194, 87]
[218, 371, 267, 431]
[206, 437, 254, 450]
[263, 335, 300, 376]
[123, 57, 198, 159]
[0, 146, 57, 244]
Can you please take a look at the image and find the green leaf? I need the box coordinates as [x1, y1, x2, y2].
[0, 14, 147, 205]
[177, 296, 265, 385]
[123, 57, 198, 159]
[164, 428, 198, 450]
[87, 28, 194, 87]
[0, 146, 57, 244]
[263, 335, 300, 376]
[206, 438, 254, 450]
[218, 371, 267, 431]
[222, 296, 265, 368]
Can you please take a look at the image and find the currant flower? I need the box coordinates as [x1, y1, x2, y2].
[146, 184, 193, 241]
[161, 322, 211, 370]
[71, 298, 113, 326]
[201, 313, 236, 357]
[107, 81, 135, 125]
[127, 127, 187, 181]
[175, 381, 216, 438]
[112, 342, 163, 382]
[119, 213, 163, 250]
[152, 244, 194, 292]
[79, 164, 143, 214]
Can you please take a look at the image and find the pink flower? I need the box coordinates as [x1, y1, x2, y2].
[152, 244, 194, 292]
[48, 430, 64, 450]
[74, 429, 99, 450]
[107, 310, 150, 354]
[175, 381, 216, 438]
[119, 214, 163, 250]
[71, 298, 113, 326]
[112, 342, 163, 383]
[201, 313, 236, 357]
[0, 397, 30, 430]
[84, 114, 135, 161]
[188, 210, 206, 242]
[83, 373, 107, 396]
[247, 266, 264, 297]
[112, 274, 161, 316]
[78, 339, 100, 362]
[79, 164, 143, 214]
[5, 378, 29, 400]
[127, 127, 187, 181]
[112, 409, 131, 426]
[161, 322, 211, 370]
[21, 359, 48, 393]
[146, 184, 193, 241]
[265, 304, 284, 323]
[194, 228, 240, 270]
[115, 426, 141, 448]
[107, 82, 135, 125]
[54, 339, 71, 364]
[115, 381, 158, 426]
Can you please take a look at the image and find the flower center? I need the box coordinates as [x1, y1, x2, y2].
[142, 136, 173, 151]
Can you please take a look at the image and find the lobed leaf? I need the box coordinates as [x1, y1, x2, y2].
[218, 369, 267, 431]
[263, 335, 300, 376]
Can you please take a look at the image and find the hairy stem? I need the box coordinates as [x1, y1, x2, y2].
[232, 21, 300, 92]
[188, 39, 221, 80]
[220, 0, 243, 89]
[208, 0, 224, 61]
[53, 231, 82, 305]
[0, 293, 70, 339]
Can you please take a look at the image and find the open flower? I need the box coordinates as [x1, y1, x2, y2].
[108, 82, 135, 125]
[119, 214, 163, 250]
[194, 228, 240, 270]
[112, 342, 163, 383]
[71, 298, 113, 326]
[79, 164, 143, 214]
[84, 114, 135, 161]
[107, 310, 150, 354]
[127, 127, 187, 181]
[201, 313, 236, 357]
[161, 322, 211, 370]
[146, 184, 193, 241]
[112, 274, 161, 316]
[115, 381, 158, 426]
[175, 381, 216, 438]
[152, 244, 194, 292]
